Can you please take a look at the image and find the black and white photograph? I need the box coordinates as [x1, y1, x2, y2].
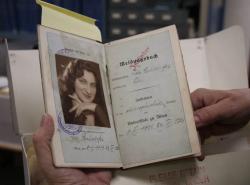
[55, 54, 110, 128]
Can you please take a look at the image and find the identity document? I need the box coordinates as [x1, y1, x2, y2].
[38, 25, 200, 169]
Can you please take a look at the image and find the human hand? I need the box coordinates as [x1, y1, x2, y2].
[191, 88, 250, 143]
[33, 114, 112, 185]
[69, 94, 97, 117]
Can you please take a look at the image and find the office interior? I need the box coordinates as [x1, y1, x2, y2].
[0, 0, 249, 184]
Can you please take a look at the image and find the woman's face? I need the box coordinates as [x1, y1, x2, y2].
[74, 69, 97, 103]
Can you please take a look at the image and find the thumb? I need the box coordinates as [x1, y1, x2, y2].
[33, 114, 55, 172]
[194, 102, 226, 128]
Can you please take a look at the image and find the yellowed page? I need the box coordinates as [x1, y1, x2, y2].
[36, 0, 102, 42]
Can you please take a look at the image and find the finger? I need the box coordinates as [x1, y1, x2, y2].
[75, 107, 82, 117]
[33, 114, 55, 173]
[75, 103, 95, 117]
[191, 88, 208, 110]
[194, 101, 230, 128]
[68, 94, 78, 101]
[191, 88, 226, 110]
[69, 104, 79, 113]
[68, 94, 81, 103]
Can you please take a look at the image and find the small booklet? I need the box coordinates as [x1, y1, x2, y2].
[38, 25, 200, 169]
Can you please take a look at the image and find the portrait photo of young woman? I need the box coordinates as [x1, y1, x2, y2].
[55, 54, 110, 128]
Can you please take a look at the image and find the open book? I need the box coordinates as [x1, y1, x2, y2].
[38, 25, 200, 168]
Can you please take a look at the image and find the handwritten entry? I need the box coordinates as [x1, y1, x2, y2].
[106, 30, 192, 166]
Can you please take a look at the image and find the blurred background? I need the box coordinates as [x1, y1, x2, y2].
[0, 0, 228, 49]
[0, 0, 250, 185]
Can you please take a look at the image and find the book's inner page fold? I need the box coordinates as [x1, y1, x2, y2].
[180, 38, 210, 92]
[105, 26, 199, 168]
[38, 26, 121, 167]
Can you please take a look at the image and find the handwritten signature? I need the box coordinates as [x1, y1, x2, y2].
[125, 117, 184, 136]
[125, 100, 166, 113]
[73, 144, 119, 152]
[65, 132, 104, 144]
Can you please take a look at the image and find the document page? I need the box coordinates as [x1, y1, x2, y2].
[38, 26, 121, 167]
[106, 27, 198, 168]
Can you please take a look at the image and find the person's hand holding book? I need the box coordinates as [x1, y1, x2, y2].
[33, 114, 112, 185]
[191, 88, 250, 143]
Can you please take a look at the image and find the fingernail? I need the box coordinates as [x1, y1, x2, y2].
[194, 115, 200, 123]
